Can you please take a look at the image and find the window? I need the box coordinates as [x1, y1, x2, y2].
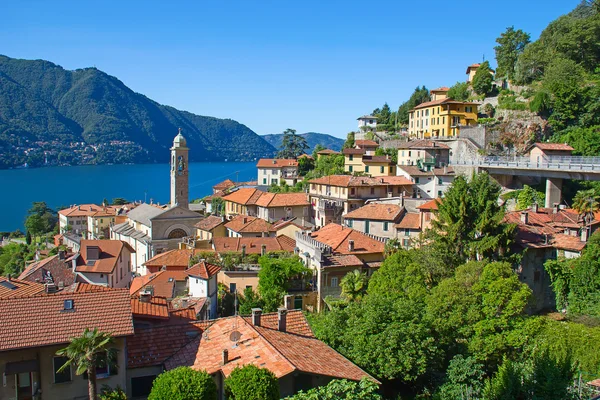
[365, 220, 370, 234]
[408, 151, 411, 157]
[442, 117, 445, 124]
[403, 239, 410, 248]
[405, 229, 410, 236]
[370, 188, 375, 195]
[438, 107, 440, 113]
[438, 190, 443, 197]
[438, 178, 443, 184]
[442, 128, 445, 135]
[401, 151, 405, 157]
[95, 352, 111, 379]
[415, 177, 420, 184]
[331, 277, 339, 287]
[365, 166, 369, 173]
[349, 166, 353, 172]
[383, 221, 389, 231]
[263, 178, 266, 184]
[53, 356, 71, 383]
[349, 155, 353, 161]
[347, 219, 353, 228]
[380, 166, 384, 173]
[350, 188, 356, 195]
[230, 283, 237, 293]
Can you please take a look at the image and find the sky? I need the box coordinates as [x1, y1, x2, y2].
[0, 0, 580, 138]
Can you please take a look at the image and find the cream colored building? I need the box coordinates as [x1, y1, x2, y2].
[256, 159, 299, 186]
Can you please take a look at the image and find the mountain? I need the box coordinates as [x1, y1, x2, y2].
[0, 55, 276, 168]
[262, 132, 344, 153]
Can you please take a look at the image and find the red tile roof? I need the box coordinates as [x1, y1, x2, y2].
[0, 290, 133, 351]
[399, 166, 454, 176]
[164, 311, 376, 383]
[344, 204, 403, 221]
[256, 159, 299, 168]
[18, 255, 76, 289]
[343, 148, 366, 155]
[396, 213, 421, 229]
[397, 140, 450, 150]
[411, 98, 479, 111]
[309, 175, 412, 187]
[58, 204, 120, 217]
[76, 240, 135, 274]
[431, 87, 450, 92]
[186, 261, 221, 280]
[317, 149, 341, 155]
[362, 155, 394, 164]
[323, 254, 364, 269]
[255, 193, 310, 208]
[213, 236, 296, 254]
[213, 179, 236, 191]
[0, 277, 45, 298]
[144, 249, 194, 269]
[417, 198, 441, 210]
[222, 188, 265, 205]
[225, 215, 274, 234]
[195, 215, 226, 231]
[130, 270, 188, 299]
[355, 140, 379, 147]
[310, 224, 386, 255]
[131, 296, 170, 320]
[533, 143, 574, 151]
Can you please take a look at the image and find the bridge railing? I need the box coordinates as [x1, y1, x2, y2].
[451, 155, 600, 171]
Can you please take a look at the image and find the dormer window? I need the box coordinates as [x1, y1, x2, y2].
[63, 299, 74, 311]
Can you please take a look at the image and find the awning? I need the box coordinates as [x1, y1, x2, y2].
[4, 359, 39, 375]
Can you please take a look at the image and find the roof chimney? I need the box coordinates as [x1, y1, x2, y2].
[581, 227, 589, 243]
[243, 217, 247, 224]
[251, 308, 262, 326]
[58, 250, 65, 260]
[241, 244, 246, 258]
[140, 291, 152, 303]
[6, 274, 11, 282]
[222, 349, 229, 365]
[443, 166, 448, 174]
[532, 203, 539, 213]
[520, 211, 529, 225]
[553, 203, 559, 214]
[348, 240, 355, 252]
[278, 307, 287, 332]
[284, 294, 294, 310]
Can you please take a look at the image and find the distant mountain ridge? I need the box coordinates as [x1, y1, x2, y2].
[262, 132, 344, 153]
[0, 55, 276, 168]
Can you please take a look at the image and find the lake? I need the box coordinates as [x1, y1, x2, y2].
[0, 162, 257, 232]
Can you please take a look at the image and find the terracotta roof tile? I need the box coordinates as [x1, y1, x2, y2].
[225, 215, 274, 233]
[397, 140, 450, 150]
[399, 166, 454, 177]
[195, 215, 226, 231]
[309, 175, 412, 187]
[130, 270, 188, 299]
[58, 204, 120, 217]
[18, 255, 76, 288]
[309, 224, 385, 255]
[75, 240, 135, 274]
[323, 254, 364, 268]
[256, 159, 299, 168]
[131, 296, 170, 320]
[0, 277, 45, 298]
[0, 290, 133, 351]
[213, 179, 236, 191]
[222, 188, 265, 205]
[317, 149, 341, 155]
[431, 87, 450, 92]
[342, 148, 366, 155]
[396, 213, 421, 229]
[186, 261, 221, 280]
[417, 198, 441, 210]
[355, 140, 379, 147]
[362, 155, 394, 164]
[256, 193, 310, 208]
[344, 204, 403, 221]
[213, 236, 296, 254]
[533, 143, 574, 151]
[144, 249, 194, 268]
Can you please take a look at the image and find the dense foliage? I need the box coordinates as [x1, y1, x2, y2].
[262, 132, 344, 153]
[472, 61, 493, 96]
[0, 55, 275, 168]
[148, 367, 217, 400]
[225, 365, 279, 400]
[397, 86, 430, 125]
[494, 26, 531, 80]
[447, 81, 470, 101]
[286, 378, 382, 399]
[277, 129, 310, 159]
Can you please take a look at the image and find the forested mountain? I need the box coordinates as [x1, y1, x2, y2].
[262, 132, 344, 153]
[0, 55, 276, 168]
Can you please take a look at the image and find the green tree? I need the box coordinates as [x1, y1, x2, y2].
[312, 144, 326, 159]
[552, 126, 600, 156]
[494, 26, 531, 80]
[99, 386, 127, 400]
[340, 269, 369, 302]
[278, 128, 309, 159]
[148, 367, 217, 400]
[224, 365, 279, 400]
[257, 255, 310, 312]
[24, 215, 45, 241]
[111, 198, 128, 205]
[564, 231, 600, 316]
[428, 172, 515, 265]
[516, 185, 545, 210]
[374, 147, 397, 164]
[238, 286, 264, 315]
[56, 328, 116, 400]
[211, 197, 225, 216]
[342, 132, 355, 150]
[437, 355, 485, 400]
[572, 188, 600, 216]
[298, 155, 315, 176]
[25, 201, 57, 236]
[447, 81, 470, 101]
[25, 231, 32, 245]
[397, 86, 430, 125]
[374, 103, 392, 127]
[286, 378, 381, 399]
[543, 58, 585, 129]
[529, 90, 552, 116]
[472, 61, 493, 96]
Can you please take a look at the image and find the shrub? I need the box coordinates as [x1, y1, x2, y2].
[529, 90, 552, 115]
[148, 367, 217, 400]
[99, 386, 127, 400]
[478, 118, 498, 126]
[225, 365, 279, 400]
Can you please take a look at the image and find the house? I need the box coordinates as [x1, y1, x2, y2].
[504, 204, 597, 312]
[130, 270, 189, 300]
[203, 191, 226, 214]
[527, 142, 574, 165]
[74, 240, 135, 289]
[354, 140, 379, 155]
[295, 224, 386, 310]
[218, 264, 261, 295]
[343, 148, 396, 177]
[430, 86, 450, 101]
[212, 236, 296, 255]
[255, 193, 311, 224]
[466, 63, 495, 83]
[195, 215, 227, 240]
[316, 149, 341, 159]
[357, 115, 378, 131]
[143, 249, 198, 274]
[257, 159, 300, 186]
[18, 252, 76, 289]
[308, 175, 413, 228]
[397, 165, 455, 199]
[225, 215, 276, 238]
[185, 261, 221, 318]
[58, 204, 120, 236]
[0, 276, 45, 298]
[0, 289, 133, 400]
[212, 179, 236, 194]
[111, 203, 201, 272]
[408, 98, 479, 139]
[272, 219, 311, 240]
[222, 188, 265, 218]
[343, 203, 404, 240]
[397, 140, 450, 168]
[134, 309, 376, 399]
[395, 212, 422, 248]
[417, 198, 441, 231]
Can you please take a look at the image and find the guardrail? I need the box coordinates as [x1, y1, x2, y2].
[451, 156, 600, 172]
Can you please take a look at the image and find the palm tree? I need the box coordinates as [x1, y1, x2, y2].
[340, 269, 369, 302]
[572, 189, 600, 223]
[56, 328, 115, 400]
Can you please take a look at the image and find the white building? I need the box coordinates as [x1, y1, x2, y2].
[357, 115, 378, 131]
[74, 240, 135, 289]
[186, 261, 221, 319]
[256, 159, 299, 186]
[397, 165, 455, 199]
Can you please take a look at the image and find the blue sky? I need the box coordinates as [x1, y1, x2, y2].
[1, 0, 579, 138]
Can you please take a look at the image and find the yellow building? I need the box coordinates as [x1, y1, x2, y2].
[408, 97, 479, 139]
[343, 148, 396, 176]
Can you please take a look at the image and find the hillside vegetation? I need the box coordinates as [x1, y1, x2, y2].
[0, 55, 275, 168]
[262, 132, 344, 153]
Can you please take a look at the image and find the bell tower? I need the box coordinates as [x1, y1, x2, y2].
[170, 128, 189, 208]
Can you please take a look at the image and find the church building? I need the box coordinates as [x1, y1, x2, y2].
[111, 130, 201, 273]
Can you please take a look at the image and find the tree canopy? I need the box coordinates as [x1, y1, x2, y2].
[148, 367, 217, 400]
[225, 365, 279, 400]
[472, 61, 493, 96]
[494, 26, 531, 80]
[278, 129, 309, 159]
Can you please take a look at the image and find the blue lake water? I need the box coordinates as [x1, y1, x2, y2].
[0, 162, 257, 232]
